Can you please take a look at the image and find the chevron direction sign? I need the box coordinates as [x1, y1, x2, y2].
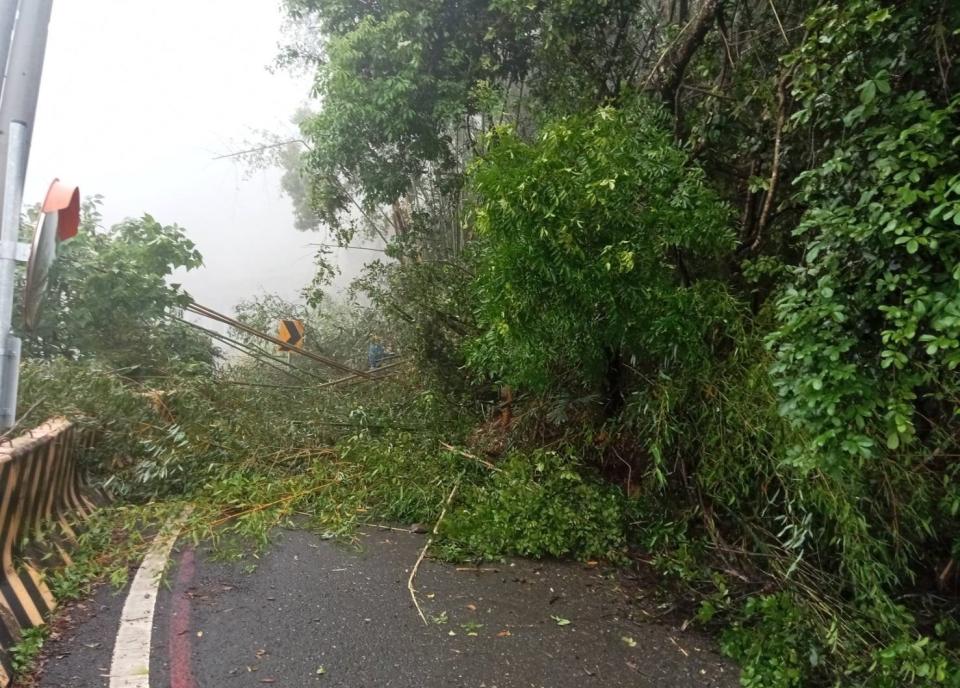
[277, 318, 305, 351]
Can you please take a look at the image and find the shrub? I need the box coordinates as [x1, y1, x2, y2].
[466, 96, 736, 396]
[443, 450, 627, 561]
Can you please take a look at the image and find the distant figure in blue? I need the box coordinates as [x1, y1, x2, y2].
[367, 338, 385, 370]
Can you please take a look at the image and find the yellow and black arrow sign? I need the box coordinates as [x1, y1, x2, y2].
[278, 318, 305, 351]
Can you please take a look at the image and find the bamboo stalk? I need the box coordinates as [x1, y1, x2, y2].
[439, 441, 500, 472]
[408, 478, 460, 624]
[313, 359, 406, 389]
[172, 314, 324, 382]
[186, 301, 370, 378]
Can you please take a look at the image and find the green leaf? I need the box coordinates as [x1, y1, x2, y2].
[886, 432, 900, 450]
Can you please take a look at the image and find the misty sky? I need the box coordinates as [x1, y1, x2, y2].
[24, 1, 361, 319]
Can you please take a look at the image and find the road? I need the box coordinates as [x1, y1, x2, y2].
[33, 526, 737, 687]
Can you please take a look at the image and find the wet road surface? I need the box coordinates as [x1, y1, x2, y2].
[35, 526, 737, 687]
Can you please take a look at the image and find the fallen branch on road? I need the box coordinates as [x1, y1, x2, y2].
[408, 477, 461, 624]
[372, 523, 419, 533]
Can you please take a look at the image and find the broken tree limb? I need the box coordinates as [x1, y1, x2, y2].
[408, 478, 461, 624]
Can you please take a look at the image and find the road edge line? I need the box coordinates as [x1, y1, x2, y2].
[109, 507, 193, 688]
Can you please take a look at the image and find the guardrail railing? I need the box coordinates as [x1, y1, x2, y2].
[0, 418, 97, 686]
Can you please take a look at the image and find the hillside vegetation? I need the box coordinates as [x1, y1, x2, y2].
[16, 1, 960, 686]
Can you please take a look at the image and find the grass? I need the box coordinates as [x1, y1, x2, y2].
[10, 627, 47, 678]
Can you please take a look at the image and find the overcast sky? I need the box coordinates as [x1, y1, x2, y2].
[24, 0, 360, 319]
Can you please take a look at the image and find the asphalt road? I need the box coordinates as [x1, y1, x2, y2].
[34, 526, 738, 687]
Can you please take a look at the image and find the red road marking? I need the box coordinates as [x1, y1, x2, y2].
[168, 547, 197, 688]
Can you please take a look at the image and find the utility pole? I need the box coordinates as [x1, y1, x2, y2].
[0, 1, 54, 430]
[0, 3, 18, 97]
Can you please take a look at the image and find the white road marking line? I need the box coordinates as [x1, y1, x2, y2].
[109, 509, 192, 688]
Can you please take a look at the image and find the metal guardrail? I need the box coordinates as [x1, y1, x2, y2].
[0, 418, 97, 686]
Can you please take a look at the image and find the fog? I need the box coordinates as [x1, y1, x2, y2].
[23, 0, 368, 321]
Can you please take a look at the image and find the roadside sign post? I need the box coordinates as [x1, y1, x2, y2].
[23, 179, 79, 329]
[0, 0, 56, 431]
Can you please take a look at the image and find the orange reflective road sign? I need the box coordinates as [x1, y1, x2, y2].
[278, 319, 304, 350]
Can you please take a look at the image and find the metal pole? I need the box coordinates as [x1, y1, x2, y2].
[0, 1, 20, 102]
[0, 333, 19, 425]
[0, 0, 52, 156]
[0, 121, 24, 427]
[0, 0, 54, 430]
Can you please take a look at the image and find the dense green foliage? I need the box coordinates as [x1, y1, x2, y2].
[468, 98, 735, 392]
[772, 3, 960, 467]
[18, 203, 214, 374]
[285, 0, 528, 237]
[267, 1, 960, 686]
[18, 358, 612, 568]
[14, 1, 960, 687]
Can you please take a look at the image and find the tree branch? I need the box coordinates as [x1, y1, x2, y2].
[751, 67, 793, 252]
[645, 0, 723, 103]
